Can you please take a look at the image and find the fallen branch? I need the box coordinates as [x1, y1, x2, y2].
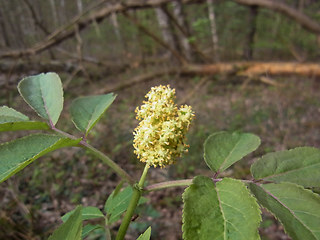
[184, 62, 320, 77]
[95, 61, 320, 94]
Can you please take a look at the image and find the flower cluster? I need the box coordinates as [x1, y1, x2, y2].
[133, 85, 194, 168]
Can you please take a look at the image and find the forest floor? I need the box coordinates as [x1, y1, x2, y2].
[0, 70, 319, 240]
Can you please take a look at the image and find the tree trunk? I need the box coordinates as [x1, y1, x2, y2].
[172, 0, 193, 61]
[77, 0, 83, 13]
[243, 5, 258, 60]
[155, 5, 179, 59]
[110, 12, 126, 53]
[49, 0, 58, 27]
[207, 0, 220, 62]
[0, 4, 11, 47]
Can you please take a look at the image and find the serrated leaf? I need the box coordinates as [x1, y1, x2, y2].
[49, 205, 82, 240]
[0, 134, 81, 183]
[204, 131, 260, 174]
[62, 206, 104, 222]
[251, 147, 320, 187]
[182, 176, 261, 240]
[82, 224, 103, 238]
[104, 186, 146, 224]
[137, 227, 151, 240]
[0, 106, 29, 123]
[18, 72, 63, 125]
[70, 94, 116, 136]
[248, 182, 320, 240]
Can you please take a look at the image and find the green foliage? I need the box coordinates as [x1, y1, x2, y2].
[248, 182, 320, 240]
[70, 93, 116, 136]
[82, 224, 104, 239]
[1, 72, 320, 240]
[0, 134, 81, 183]
[137, 227, 151, 240]
[61, 206, 104, 222]
[0, 106, 29, 122]
[204, 131, 260, 174]
[182, 176, 261, 240]
[0, 121, 50, 132]
[0, 106, 50, 131]
[48, 206, 82, 240]
[104, 185, 146, 224]
[251, 147, 320, 187]
[18, 72, 63, 126]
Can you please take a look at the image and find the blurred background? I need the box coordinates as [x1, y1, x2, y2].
[0, 0, 319, 239]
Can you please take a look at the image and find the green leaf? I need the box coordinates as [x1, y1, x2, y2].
[70, 93, 116, 135]
[137, 227, 151, 240]
[251, 147, 320, 187]
[204, 131, 260, 173]
[62, 206, 104, 222]
[0, 121, 50, 132]
[0, 106, 50, 132]
[49, 205, 82, 240]
[104, 186, 146, 224]
[18, 72, 64, 125]
[0, 134, 81, 183]
[182, 176, 261, 240]
[82, 224, 103, 238]
[248, 182, 320, 240]
[0, 106, 29, 122]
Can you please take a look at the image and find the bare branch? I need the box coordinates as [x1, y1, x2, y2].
[233, 0, 320, 34]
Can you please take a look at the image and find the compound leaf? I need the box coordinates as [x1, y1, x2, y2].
[70, 94, 116, 136]
[182, 176, 261, 240]
[248, 182, 320, 240]
[49, 206, 82, 240]
[251, 147, 320, 187]
[18, 72, 63, 126]
[0, 134, 81, 183]
[204, 131, 260, 174]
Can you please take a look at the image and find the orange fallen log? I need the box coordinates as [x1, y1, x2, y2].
[183, 62, 320, 77]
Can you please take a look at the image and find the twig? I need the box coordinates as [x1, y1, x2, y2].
[178, 76, 209, 105]
[122, 11, 187, 65]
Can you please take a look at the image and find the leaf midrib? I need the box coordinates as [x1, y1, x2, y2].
[217, 137, 242, 173]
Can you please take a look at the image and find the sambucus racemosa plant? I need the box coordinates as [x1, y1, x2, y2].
[0, 72, 319, 240]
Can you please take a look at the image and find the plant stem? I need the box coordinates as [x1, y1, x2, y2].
[105, 217, 111, 240]
[51, 127, 134, 184]
[145, 178, 256, 192]
[80, 141, 134, 184]
[145, 179, 192, 192]
[116, 164, 150, 240]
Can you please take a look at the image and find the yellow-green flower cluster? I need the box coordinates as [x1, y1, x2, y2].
[133, 85, 194, 168]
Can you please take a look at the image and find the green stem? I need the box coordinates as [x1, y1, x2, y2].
[80, 141, 134, 184]
[51, 127, 134, 184]
[105, 217, 111, 240]
[116, 164, 150, 240]
[145, 178, 257, 192]
[145, 179, 192, 192]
